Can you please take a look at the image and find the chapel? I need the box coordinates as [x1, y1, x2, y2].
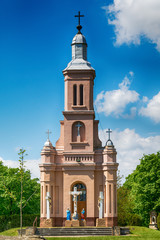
[39, 13, 118, 227]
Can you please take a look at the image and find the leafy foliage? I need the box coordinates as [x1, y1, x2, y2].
[121, 152, 160, 226]
[157, 213, 160, 229]
[117, 186, 142, 226]
[0, 214, 40, 232]
[0, 161, 40, 217]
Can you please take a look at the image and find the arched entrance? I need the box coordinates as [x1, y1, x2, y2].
[71, 182, 86, 219]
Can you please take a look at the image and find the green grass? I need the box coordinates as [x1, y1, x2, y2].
[0, 228, 19, 236]
[0, 226, 160, 239]
[0, 227, 26, 236]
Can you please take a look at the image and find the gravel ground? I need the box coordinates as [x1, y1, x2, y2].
[0, 236, 45, 240]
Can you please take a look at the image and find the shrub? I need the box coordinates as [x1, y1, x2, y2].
[0, 214, 40, 232]
[157, 213, 160, 229]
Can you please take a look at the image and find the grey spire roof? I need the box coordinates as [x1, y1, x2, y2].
[72, 33, 87, 45]
[64, 32, 94, 71]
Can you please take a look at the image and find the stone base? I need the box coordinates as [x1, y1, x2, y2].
[65, 220, 72, 227]
[96, 218, 106, 227]
[40, 218, 53, 228]
[86, 217, 96, 226]
[105, 217, 118, 227]
[149, 224, 158, 230]
[113, 226, 120, 236]
[80, 219, 86, 226]
[72, 220, 80, 227]
[25, 227, 35, 236]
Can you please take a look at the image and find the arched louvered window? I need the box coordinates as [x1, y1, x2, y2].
[73, 85, 77, 105]
[80, 85, 83, 105]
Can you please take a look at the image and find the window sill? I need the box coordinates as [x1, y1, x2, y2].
[72, 105, 87, 110]
[70, 142, 89, 146]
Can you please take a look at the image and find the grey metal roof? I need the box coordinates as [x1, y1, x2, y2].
[72, 33, 87, 45]
[64, 33, 94, 71]
[64, 59, 94, 70]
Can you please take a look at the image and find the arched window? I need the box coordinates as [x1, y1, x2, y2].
[80, 85, 83, 105]
[73, 85, 77, 105]
[72, 183, 86, 201]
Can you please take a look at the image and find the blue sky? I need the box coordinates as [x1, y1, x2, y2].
[0, 0, 160, 181]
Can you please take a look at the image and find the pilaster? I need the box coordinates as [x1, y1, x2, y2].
[103, 144, 118, 227]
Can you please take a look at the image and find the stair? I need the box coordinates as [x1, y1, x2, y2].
[36, 227, 113, 236]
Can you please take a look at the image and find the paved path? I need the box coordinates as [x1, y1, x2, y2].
[0, 236, 45, 240]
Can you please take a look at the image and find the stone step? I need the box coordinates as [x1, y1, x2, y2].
[36, 227, 112, 236]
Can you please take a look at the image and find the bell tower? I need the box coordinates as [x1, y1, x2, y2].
[56, 13, 101, 154]
[40, 13, 118, 228]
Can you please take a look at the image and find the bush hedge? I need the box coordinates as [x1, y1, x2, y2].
[118, 212, 142, 226]
[0, 214, 40, 232]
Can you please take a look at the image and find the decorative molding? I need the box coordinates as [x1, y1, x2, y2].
[70, 141, 89, 146]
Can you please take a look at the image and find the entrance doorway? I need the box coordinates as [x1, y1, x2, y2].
[71, 183, 86, 220]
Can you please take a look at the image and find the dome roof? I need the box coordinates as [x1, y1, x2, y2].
[44, 139, 53, 147]
[106, 140, 114, 147]
[41, 138, 56, 157]
[72, 33, 87, 45]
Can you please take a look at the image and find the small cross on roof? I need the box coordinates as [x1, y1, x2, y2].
[106, 128, 112, 141]
[106, 128, 114, 146]
[46, 129, 52, 140]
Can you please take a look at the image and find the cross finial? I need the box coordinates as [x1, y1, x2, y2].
[46, 129, 52, 140]
[106, 128, 114, 146]
[75, 11, 84, 33]
[106, 128, 112, 141]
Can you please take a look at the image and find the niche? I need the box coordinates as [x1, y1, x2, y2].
[72, 121, 85, 142]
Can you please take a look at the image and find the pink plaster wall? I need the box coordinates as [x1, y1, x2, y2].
[40, 68, 118, 227]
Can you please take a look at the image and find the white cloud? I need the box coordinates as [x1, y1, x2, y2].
[1, 157, 41, 180]
[99, 128, 160, 182]
[139, 91, 160, 123]
[95, 73, 160, 123]
[129, 71, 134, 77]
[142, 96, 149, 103]
[94, 73, 139, 117]
[103, 0, 160, 52]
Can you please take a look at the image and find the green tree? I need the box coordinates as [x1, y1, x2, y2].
[117, 170, 124, 189]
[117, 185, 142, 226]
[157, 213, 160, 229]
[117, 170, 141, 226]
[0, 161, 40, 216]
[124, 152, 160, 226]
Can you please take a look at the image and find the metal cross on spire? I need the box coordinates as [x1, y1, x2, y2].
[46, 129, 52, 140]
[75, 11, 84, 33]
[106, 128, 112, 141]
[75, 11, 84, 26]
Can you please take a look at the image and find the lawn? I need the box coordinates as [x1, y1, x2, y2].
[0, 226, 160, 239]
[0, 228, 19, 236]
